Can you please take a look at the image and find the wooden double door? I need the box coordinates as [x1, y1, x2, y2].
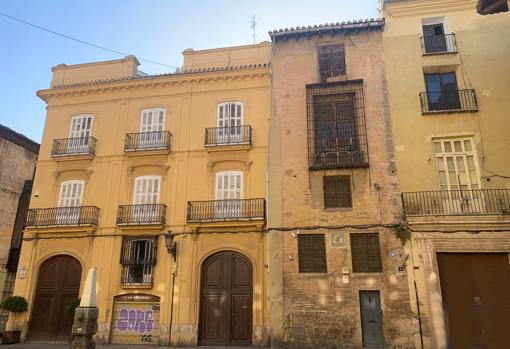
[199, 251, 252, 346]
[437, 253, 510, 349]
[30, 255, 81, 340]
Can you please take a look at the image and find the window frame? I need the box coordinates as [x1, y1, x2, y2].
[323, 175, 352, 209]
[350, 233, 383, 273]
[317, 44, 346, 82]
[68, 114, 93, 139]
[215, 171, 243, 201]
[58, 180, 84, 207]
[140, 108, 166, 133]
[120, 236, 158, 286]
[133, 175, 161, 205]
[297, 234, 327, 273]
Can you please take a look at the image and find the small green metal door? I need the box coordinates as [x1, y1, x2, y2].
[360, 291, 384, 348]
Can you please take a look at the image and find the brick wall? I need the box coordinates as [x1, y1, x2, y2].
[270, 30, 417, 348]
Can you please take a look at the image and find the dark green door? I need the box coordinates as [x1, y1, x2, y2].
[360, 291, 384, 348]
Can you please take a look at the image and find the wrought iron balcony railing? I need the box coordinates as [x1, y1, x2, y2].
[26, 206, 100, 227]
[419, 89, 478, 114]
[205, 125, 252, 146]
[117, 204, 167, 225]
[124, 131, 172, 152]
[421, 33, 457, 54]
[402, 189, 510, 217]
[51, 137, 97, 157]
[187, 198, 265, 223]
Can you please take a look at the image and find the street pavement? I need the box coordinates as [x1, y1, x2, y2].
[1, 343, 259, 349]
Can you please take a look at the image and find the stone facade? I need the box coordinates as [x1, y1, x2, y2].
[268, 22, 417, 348]
[0, 125, 38, 333]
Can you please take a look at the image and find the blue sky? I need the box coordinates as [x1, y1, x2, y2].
[0, 1, 378, 142]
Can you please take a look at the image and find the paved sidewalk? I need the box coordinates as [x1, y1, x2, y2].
[1, 343, 259, 349]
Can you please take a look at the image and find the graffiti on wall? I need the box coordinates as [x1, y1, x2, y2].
[116, 308, 154, 334]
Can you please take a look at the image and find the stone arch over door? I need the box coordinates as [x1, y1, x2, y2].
[29, 255, 82, 340]
[199, 251, 253, 346]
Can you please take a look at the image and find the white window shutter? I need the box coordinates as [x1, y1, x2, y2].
[133, 176, 161, 204]
[69, 115, 93, 138]
[58, 180, 84, 207]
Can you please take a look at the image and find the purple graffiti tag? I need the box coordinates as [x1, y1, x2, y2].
[115, 308, 155, 334]
[117, 309, 128, 331]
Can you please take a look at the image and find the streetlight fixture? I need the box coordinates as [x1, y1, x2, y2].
[165, 231, 177, 261]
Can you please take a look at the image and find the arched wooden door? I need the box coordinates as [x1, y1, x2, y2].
[30, 255, 81, 340]
[199, 251, 252, 346]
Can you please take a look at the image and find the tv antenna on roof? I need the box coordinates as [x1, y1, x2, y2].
[250, 14, 256, 44]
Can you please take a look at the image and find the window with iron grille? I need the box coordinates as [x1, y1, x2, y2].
[298, 234, 327, 273]
[324, 175, 352, 208]
[307, 80, 369, 170]
[350, 233, 382, 273]
[120, 236, 158, 286]
[318, 45, 346, 82]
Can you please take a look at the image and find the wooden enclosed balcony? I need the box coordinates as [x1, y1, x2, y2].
[187, 198, 265, 223]
[25, 206, 100, 227]
[51, 137, 96, 157]
[402, 189, 510, 217]
[124, 131, 172, 152]
[117, 204, 167, 225]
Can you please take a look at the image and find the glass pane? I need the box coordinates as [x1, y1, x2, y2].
[467, 156, 476, 169]
[464, 140, 472, 151]
[469, 170, 478, 185]
[455, 156, 465, 170]
[434, 142, 442, 153]
[436, 158, 445, 170]
[447, 157, 455, 170]
[444, 142, 452, 153]
[426, 74, 441, 92]
[454, 141, 462, 152]
[438, 171, 447, 185]
[449, 172, 458, 186]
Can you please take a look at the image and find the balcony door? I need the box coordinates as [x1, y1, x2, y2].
[68, 114, 93, 153]
[217, 102, 243, 143]
[215, 171, 243, 218]
[425, 73, 460, 111]
[139, 108, 165, 148]
[433, 138, 484, 213]
[57, 180, 84, 225]
[133, 176, 160, 221]
[423, 23, 447, 53]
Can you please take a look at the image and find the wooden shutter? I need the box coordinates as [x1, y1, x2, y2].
[140, 108, 165, 132]
[215, 171, 243, 200]
[298, 234, 327, 273]
[350, 233, 382, 273]
[58, 180, 84, 207]
[323, 176, 352, 208]
[133, 176, 160, 204]
[318, 45, 346, 81]
[69, 114, 93, 138]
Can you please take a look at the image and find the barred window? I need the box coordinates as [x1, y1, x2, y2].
[324, 176, 352, 208]
[318, 45, 346, 82]
[120, 236, 158, 286]
[350, 233, 382, 273]
[306, 81, 369, 170]
[298, 234, 327, 273]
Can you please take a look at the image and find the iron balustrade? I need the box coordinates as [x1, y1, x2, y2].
[25, 206, 100, 227]
[402, 189, 510, 216]
[205, 125, 252, 146]
[51, 137, 97, 157]
[187, 198, 265, 222]
[117, 204, 167, 225]
[421, 33, 457, 54]
[419, 89, 478, 114]
[121, 263, 154, 286]
[124, 131, 172, 151]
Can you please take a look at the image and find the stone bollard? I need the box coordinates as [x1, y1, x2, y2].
[70, 268, 98, 349]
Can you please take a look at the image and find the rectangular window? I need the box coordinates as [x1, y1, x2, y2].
[350, 233, 382, 273]
[323, 175, 352, 208]
[120, 236, 157, 286]
[425, 72, 460, 111]
[298, 234, 327, 273]
[318, 45, 346, 82]
[306, 81, 368, 169]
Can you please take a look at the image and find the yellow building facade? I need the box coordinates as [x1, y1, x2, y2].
[9, 43, 271, 346]
[382, 1, 510, 348]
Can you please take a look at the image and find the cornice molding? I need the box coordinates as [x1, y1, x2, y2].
[385, 0, 477, 17]
[37, 69, 270, 102]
